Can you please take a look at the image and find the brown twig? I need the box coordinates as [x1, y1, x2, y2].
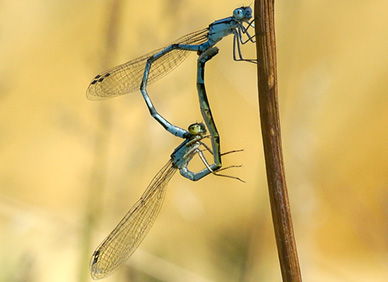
[254, 1, 302, 281]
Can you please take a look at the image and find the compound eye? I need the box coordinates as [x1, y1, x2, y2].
[233, 8, 244, 20]
[188, 124, 200, 135]
[188, 123, 206, 135]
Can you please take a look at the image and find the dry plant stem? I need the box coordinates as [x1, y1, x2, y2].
[254, 1, 302, 281]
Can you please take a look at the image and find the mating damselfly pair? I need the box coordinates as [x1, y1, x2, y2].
[87, 6, 256, 279]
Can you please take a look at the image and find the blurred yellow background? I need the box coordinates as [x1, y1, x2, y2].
[1, 0, 388, 281]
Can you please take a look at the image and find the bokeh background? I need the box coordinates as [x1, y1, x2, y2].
[1, 0, 388, 281]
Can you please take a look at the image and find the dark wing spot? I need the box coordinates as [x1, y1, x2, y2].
[91, 80, 97, 85]
[92, 250, 100, 265]
[98, 77, 104, 82]
[94, 74, 101, 79]
[104, 73, 111, 77]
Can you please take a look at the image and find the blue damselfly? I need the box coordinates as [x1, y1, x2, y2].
[87, 6, 256, 139]
[90, 122, 218, 279]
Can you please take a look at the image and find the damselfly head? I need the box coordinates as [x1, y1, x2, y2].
[233, 6, 252, 22]
[188, 123, 207, 136]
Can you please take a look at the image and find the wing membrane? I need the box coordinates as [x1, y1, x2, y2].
[87, 28, 209, 100]
[90, 160, 176, 279]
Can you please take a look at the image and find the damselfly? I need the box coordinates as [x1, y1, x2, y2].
[87, 6, 256, 140]
[90, 122, 223, 279]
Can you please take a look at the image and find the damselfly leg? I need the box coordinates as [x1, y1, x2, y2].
[233, 19, 258, 63]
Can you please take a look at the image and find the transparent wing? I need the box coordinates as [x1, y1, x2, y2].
[90, 160, 177, 279]
[87, 28, 209, 100]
